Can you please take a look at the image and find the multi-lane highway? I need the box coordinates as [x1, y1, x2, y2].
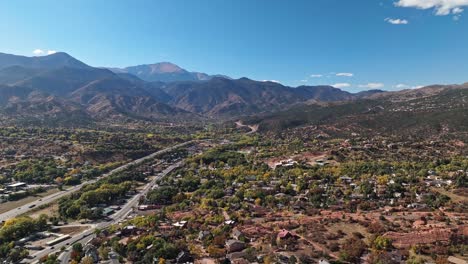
[0, 141, 193, 222]
[27, 160, 186, 263]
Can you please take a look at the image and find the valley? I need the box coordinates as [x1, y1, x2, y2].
[0, 52, 466, 264]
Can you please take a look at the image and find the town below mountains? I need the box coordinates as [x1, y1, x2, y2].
[3, 51, 466, 128]
[0, 51, 467, 264]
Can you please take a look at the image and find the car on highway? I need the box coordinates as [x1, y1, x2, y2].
[29, 204, 36, 208]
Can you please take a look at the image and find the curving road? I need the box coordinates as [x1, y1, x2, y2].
[26, 159, 186, 263]
[0, 141, 193, 222]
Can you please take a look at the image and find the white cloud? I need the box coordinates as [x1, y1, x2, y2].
[336, 72, 354, 77]
[300, 79, 308, 83]
[359, 83, 385, 89]
[395, 83, 410, 89]
[452, 6, 464, 14]
[262, 80, 281, 83]
[33, 49, 45, 55]
[33, 49, 57, 56]
[395, 0, 468, 16]
[385, 18, 409, 24]
[333, 83, 351, 88]
[394, 84, 425, 89]
[310, 74, 323, 78]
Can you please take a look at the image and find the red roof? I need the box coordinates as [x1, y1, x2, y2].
[277, 229, 292, 238]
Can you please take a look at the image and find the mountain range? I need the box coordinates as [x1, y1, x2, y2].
[245, 83, 468, 137]
[0, 51, 465, 125]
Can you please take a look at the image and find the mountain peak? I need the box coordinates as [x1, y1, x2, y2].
[147, 62, 186, 74]
[46, 51, 72, 58]
[0, 51, 90, 70]
[109, 62, 229, 83]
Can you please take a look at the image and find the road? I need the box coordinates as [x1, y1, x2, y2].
[0, 141, 193, 222]
[26, 160, 185, 263]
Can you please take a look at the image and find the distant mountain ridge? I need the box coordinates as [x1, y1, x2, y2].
[0, 51, 465, 125]
[108, 62, 230, 83]
[0, 52, 90, 70]
[154, 78, 386, 116]
[244, 84, 468, 137]
[0, 53, 191, 122]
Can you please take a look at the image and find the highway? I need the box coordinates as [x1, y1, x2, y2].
[0, 141, 193, 222]
[26, 160, 185, 263]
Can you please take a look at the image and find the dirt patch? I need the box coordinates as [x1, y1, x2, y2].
[235, 121, 258, 134]
[327, 222, 371, 243]
[53, 225, 90, 236]
[433, 188, 468, 204]
[264, 151, 335, 169]
[25, 203, 59, 218]
[384, 228, 452, 249]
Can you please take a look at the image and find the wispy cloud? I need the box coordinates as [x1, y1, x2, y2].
[336, 72, 354, 77]
[358, 83, 384, 89]
[32, 49, 57, 56]
[333, 83, 351, 88]
[300, 79, 308, 83]
[385, 18, 409, 24]
[394, 84, 425, 90]
[394, 83, 410, 89]
[262, 80, 281, 84]
[395, 0, 468, 16]
[33, 49, 45, 55]
[310, 74, 323, 78]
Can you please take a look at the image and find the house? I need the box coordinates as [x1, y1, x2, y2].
[121, 225, 138, 236]
[227, 251, 248, 261]
[226, 239, 246, 253]
[225, 220, 235, 225]
[7, 182, 26, 191]
[176, 251, 193, 264]
[102, 208, 115, 216]
[84, 244, 99, 263]
[339, 176, 353, 184]
[198, 230, 211, 241]
[173, 220, 187, 228]
[232, 229, 244, 240]
[277, 229, 295, 240]
[276, 229, 299, 247]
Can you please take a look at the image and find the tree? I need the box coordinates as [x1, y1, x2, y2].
[72, 243, 83, 253]
[71, 243, 83, 261]
[339, 237, 367, 262]
[81, 256, 94, 264]
[98, 246, 109, 260]
[372, 236, 392, 250]
[55, 177, 64, 185]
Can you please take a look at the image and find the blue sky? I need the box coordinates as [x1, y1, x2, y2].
[1, 0, 467, 92]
